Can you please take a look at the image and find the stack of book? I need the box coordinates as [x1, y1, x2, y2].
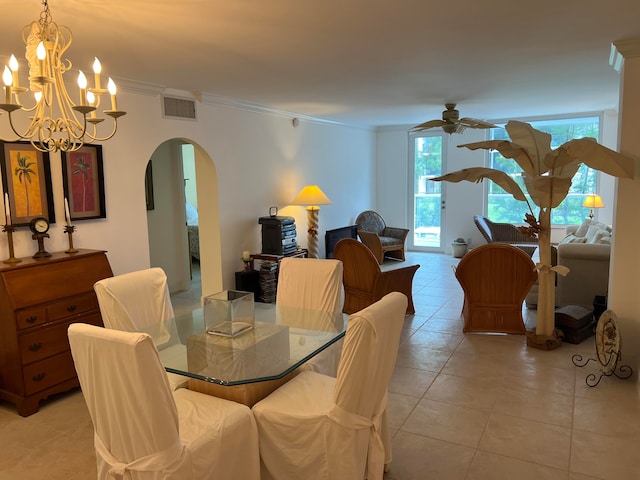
[258, 260, 278, 303]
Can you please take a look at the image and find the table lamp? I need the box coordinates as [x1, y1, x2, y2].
[291, 185, 332, 258]
[582, 194, 604, 219]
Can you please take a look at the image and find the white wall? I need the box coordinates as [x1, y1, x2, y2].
[0, 87, 375, 295]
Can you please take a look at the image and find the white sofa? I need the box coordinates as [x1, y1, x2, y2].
[525, 219, 611, 309]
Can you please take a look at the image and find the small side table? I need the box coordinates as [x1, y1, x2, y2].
[235, 270, 260, 297]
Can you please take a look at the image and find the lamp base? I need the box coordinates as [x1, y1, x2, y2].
[306, 207, 319, 258]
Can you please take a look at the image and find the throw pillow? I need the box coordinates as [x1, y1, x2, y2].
[590, 220, 609, 232]
[574, 219, 592, 237]
[594, 230, 611, 244]
[560, 234, 587, 244]
[585, 225, 606, 244]
[598, 236, 612, 245]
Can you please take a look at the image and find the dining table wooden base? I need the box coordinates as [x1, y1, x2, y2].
[188, 369, 299, 407]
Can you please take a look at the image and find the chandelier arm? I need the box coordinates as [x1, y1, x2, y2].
[82, 117, 121, 143]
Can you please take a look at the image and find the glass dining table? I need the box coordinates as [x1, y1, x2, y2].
[147, 302, 347, 406]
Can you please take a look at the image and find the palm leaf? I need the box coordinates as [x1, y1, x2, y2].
[431, 167, 527, 201]
[504, 120, 552, 175]
[523, 175, 572, 209]
[460, 140, 540, 177]
[561, 138, 635, 178]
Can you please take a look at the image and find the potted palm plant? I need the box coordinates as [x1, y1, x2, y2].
[433, 121, 634, 349]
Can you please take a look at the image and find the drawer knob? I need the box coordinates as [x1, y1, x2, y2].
[28, 343, 43, 352]
[32, 372, 46, 382]
[26, 316, 38, 324]
[67, 305, 77, 313]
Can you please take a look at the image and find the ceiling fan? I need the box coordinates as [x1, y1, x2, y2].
[411, 103, 497, 134]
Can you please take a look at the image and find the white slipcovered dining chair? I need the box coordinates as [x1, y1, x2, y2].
[252, 291, 407, 480]
[68, 323, 260, 480]
[275, 257, 344, 376]
[93, 267, 187, 390]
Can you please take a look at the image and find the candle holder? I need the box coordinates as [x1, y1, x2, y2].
[243, 260, 251, 272]
[64, 225, 78, 254]
[2, 224, 21, 264]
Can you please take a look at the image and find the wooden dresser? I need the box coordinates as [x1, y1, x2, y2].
[0, 249, 113, 416]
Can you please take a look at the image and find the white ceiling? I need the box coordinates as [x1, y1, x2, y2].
[1, 0, 640, 128]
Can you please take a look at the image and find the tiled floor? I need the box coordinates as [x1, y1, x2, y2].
[1, 253, 639, 479]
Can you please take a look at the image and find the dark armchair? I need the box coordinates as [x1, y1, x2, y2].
[355, 210, 409, 264]
[334, 238, 419, 315]
[473, 215, 537, 256]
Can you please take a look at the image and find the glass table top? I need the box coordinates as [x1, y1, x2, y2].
[147, 303, 347, 386]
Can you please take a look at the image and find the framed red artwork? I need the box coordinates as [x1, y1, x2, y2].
[61, 145, 106, 220]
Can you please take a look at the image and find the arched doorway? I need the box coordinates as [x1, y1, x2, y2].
[145, 138, 222, 305]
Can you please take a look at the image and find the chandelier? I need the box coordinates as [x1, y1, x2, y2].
[0, 1, 125, 152]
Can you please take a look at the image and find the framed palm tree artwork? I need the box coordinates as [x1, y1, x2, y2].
[61, 145, 106, 221]
[0, 141, 55, 226]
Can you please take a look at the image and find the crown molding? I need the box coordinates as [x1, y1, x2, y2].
[613, 38, 640, 59]
[114, 79, 370, 130]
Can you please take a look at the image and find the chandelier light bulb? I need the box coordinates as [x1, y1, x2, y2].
[9, 55, 18, 72]
[107, 77, 117, 110]
[36, 42, 46, 60]
[2, 66, 12, 87]
[3, 66, 12, 104]
[8, 54, 19, 89]
[93, 57, 101, 90]
[86, 90, 97, 118]
[36, 41, 46, 77]
[77, 70, 87, 89]
[77, 70, 87, 106]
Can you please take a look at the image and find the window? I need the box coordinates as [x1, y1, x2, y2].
[487, 115, 600, 225]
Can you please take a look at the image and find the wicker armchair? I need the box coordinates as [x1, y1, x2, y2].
[334, 238, 419, 315]
[455, 243, 537, 334]
[355, 210, 409, 264]
[473, 215, 537, 256]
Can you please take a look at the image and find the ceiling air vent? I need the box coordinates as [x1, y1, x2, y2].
[162, 96, 197, 120]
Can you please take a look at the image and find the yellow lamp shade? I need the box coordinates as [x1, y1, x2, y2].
[582, 194, 604, 209]
[291, 185, 332, 207]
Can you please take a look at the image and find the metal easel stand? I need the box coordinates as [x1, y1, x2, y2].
[572, 351, 633, 387]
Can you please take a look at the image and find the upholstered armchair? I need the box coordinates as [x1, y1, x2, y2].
[355, 210, 410, 264]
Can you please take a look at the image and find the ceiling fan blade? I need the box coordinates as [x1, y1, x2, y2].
[459, 117, 497, 129]
[410, 119, 446, 132]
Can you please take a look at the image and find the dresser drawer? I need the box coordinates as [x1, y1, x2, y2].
[22, 351, 77, 396]
[47, 293, 98, 322]
[16, 307, 48, 330]
[18, 313, 103, 365]
[16, 293, 99, 331]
